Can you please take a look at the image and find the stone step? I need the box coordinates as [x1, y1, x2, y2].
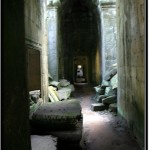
[91, 103, 106, 111]
[102, 95, 117, 105]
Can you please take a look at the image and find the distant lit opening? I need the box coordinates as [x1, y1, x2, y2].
[77, 65, 82, 69]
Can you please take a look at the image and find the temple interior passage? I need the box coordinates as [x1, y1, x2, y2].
[3, 0, 145, 150]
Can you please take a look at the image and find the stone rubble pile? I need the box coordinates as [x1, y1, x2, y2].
[49, 78, 75, 101]
[29, 90, 43, 120]
[91, 68, 118, 113]
[29, 78, 82, 149]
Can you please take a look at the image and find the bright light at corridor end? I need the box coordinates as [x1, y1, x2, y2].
[78, 65, 82, 69]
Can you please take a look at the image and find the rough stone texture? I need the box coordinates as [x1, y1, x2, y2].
[3, 0, 31, 149]
[49, 119, 82, 142]
[102, 95, 117, 104]
[31, 135, 57, 150]
[57, 88, 72, 100]
[31, 99, 82, 131]
[25, 0, 49, 101]
[97, 95, 108, 103]
[59, 79, 70, 87]
[110, 73, 118, 89]
[109, 103, 117, 113]
[116, 0, 144, 148]
[29, 90, 41, 103]
[47, 7, 59, 81]
[104, 68, 117, 81]
[49, 81, 61, 89]
[100, 5, 117, 78]
[30, 98, 43, 120]
[94, 85, 102, 92]
[91, 103, 106, 111]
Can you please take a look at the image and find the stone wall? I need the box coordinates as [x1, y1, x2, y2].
[100, 4, 117, 78]
[3, 0, 31, 149]
[116, 0, 144, 148]
[24, 0, 49, 101]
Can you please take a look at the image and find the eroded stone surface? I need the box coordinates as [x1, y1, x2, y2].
[91, 103, 106, 111]
[31, 135, 57, 150]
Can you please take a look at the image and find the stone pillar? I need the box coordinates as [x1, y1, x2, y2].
[41, 1, 49, 102]
[100, 2, 117, 78]
[47, 7, 59, 81]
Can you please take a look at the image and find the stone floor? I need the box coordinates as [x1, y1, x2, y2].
[73, 84, 141, 150]
[31, 84, 142, 150]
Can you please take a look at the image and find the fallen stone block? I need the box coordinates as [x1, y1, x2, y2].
[49, 119, 82, 142]
[105, 87, 112, 95]
[91, 103, 106, 111]
[58, 88, 72, 100]
[59, 79, 70, 87]
[107, 87, 117, 96]
[94, 85, 101, 93]
[110, 74, 118, 89]
[30, 98, 43, 120]
[109, 103, 117, 113]
[49, 81, 61, 90]
[102, 95, 117, 105]
[104, 68, 117, 81]
[67, 84, 75, 92]
[29, 90, 40, 103]
[97, 95, 108, 103]
[101, 80, 110, 88]
[31, 99, 82, 131]
[48, 86, 60, 102]
[94, 86, 105, 93]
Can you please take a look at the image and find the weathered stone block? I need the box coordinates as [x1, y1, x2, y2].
[97, 95, 108, 103]
[101, 80, 110, 87]
[94, 86, 105, 95]
[31, 99, 82, 131]
[31, 135, 57, 150]
[48, 86, 60, 102]
[110, 74, 118, 89]
[67, 84, 75, 92]
[59, 79, 70, 87]
[109, 103, 117, 113]
[49, 119, 82, 142]
[49, 81, 61, 89]
[91, 103, 106, 111]
[102, 95, 117, 105]
[108, 87, 117, 96]
[94, 85, 101, 92]
[105, 87, 111, 95]
[58, 88, 72, 100]
[29, 90, 41, 103]
[104, 68, 117, 81]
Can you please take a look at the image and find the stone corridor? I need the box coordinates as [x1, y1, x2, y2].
[31, 84, 142, 150]
[75, 85, 140, 150]
[73, 84, 141, 150]
[3, 0, 145, 150]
